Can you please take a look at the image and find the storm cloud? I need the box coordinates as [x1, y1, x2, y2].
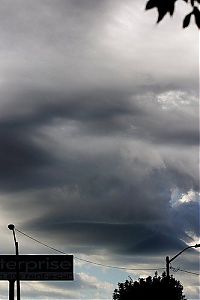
[0, 0, 199, 299]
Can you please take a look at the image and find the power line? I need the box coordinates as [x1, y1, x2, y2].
[16, 228, 65, 255]
[15, 228, 165, 272]
[170, 266, 199, 276]
[178, 269, 199, 276]
[74, 256, 164, 271]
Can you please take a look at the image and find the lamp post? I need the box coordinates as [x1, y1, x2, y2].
[166, 243, 200, 277]
[8, 224, 21, 300]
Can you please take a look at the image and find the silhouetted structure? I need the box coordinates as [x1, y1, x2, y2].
[145, 0, 200, 29]
[113, 272, 186, 300]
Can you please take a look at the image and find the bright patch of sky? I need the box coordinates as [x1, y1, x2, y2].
[170, 188, 199, 207]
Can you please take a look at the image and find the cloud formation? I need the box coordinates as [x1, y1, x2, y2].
[0, 0, 198, 298]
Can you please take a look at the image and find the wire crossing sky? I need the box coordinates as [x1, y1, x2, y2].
[16, 227, 200, 278]
[16, 228, 166, 271]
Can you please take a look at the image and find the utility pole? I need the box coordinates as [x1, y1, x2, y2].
[166, 244, 200, 277]
[8, 224, 21, 300]
[166, 256, 170, 277]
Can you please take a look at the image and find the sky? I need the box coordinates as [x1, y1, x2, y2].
[0, 0, 199, 299]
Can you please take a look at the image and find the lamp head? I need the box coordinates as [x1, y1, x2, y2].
[8, 224, 15, 230]
[194, 244, 200, 248]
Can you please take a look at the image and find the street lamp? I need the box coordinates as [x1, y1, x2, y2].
[8, 224, 21, 300]
[166, 243, 200, 277]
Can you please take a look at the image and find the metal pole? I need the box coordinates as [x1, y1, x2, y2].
[15, 241, 20, 300]
[8, 225, 21, 300]
[165, 244, 200, 279]
[9, 280, 15, 300]
[166, 256, 170, 277]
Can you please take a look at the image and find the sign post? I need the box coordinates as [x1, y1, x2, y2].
[9, 280, 15, 300]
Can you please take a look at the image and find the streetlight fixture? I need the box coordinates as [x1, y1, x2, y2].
[166, 243, 200, 277]
[8, 224, 21, 300]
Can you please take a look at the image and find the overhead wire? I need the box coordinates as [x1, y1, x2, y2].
[16, 228, 199, 275]
[177, 269, 199, 276]
[170, 266, 199, 276]
[15, 228, 165, 271]
[16, 228, 65, 255]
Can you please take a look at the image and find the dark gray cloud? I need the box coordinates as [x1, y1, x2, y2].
[0, 86, 198, 262]
[0, 85, 197, 196]
[0, 123, 52, 190]
[24, 221, 190, 255]
[0, 87, 198, 254]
